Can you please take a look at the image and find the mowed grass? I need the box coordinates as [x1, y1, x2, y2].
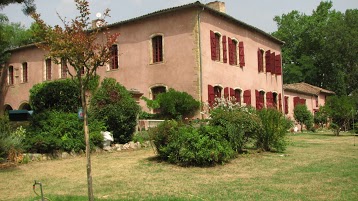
[0, 132, 357, 201]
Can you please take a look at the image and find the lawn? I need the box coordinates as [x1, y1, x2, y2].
[0, 132, 357, 201]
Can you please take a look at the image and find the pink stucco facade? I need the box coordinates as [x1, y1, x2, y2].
[2, 1, 284, 117]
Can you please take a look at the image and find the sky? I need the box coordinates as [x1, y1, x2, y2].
[1, 0, 358, 33]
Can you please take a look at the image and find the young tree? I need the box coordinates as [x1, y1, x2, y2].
[294, 104, 313, 132]
[31, 1, 119, 200]
[324, 96, 356, 136]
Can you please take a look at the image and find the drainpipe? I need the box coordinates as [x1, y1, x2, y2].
[198, 7, 205, 119]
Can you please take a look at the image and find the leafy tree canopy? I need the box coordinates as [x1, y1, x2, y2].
[273, 1, 358, 95]
[0, 0, 36, 15]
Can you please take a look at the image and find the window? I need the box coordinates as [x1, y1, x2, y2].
[151, 86, 166, 113]
[234, 89, 241, 104]
[210, 31, 222, 61]
[61, 58, 67, 78]
[284, 96, 289, 114]
[315, 96, 319, 107]
[215, 33, 221, 61]
[152, 35, 163, 63]
[238, 41, 245, 67]
[214, 86, 222, 98]
[110, 44, 119, 69]
[229, 38, 238, 65]
[8, 66, 14, 85]
[256, 90, 265, 110]
[273, 92, 278, 108]
[243, 90, 251, 106]
[257, 49, 264, 72]
[22, 62, 28, 83]
[45, 58, 52, 80]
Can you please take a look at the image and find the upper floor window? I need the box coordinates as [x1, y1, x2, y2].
[152, 35, 163, 63]
[257, 49, 265, 72]
[110, 44, 119, 69]
[61, 58, 68, 78]
[45, 58, 52, 80]
[22, 62, 28, 83]
[8, 65, 14, 85]
[229, 39, 238, 65]
[210, 31, 222, 61]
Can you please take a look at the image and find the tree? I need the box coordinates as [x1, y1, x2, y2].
[31, 1, 119, 200]
[314, 106, 329, 128]
[90, 78, 140, 143]
[324, 96, 356, 136]
[0, 0, 36, 15]
[273, 2, 358, 96]
[294, 104, 313, 132]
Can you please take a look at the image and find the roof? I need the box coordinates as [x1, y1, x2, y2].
[8, 1, 283, 53]
[283, 82, 335, 96]
[106, 1, 284, 45]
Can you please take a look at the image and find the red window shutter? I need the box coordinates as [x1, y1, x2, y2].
[257, 49, 263, 72]
[278, 93, 282, 111]
[266, 92, 272, 108]
[208, 85, 215, 107]
[243, 90, 251, 105]
[271, 52, 276, 74]
[210, 31, 216, 61]
[228, 37, 233, 65]
[265, 50, 271, 72]
[275, 54, 282, 75]
[293, 96, 300, 108]
[284, 96, 289, 114]
[239, 42, 245, 67]
[255, 90, 260, 109]
[222, 36, 227, 63]
[224, 87, 229, 99]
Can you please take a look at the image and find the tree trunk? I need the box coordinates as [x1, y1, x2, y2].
[81, 85, 94, 201]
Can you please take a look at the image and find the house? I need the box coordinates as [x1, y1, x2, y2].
[2, 1, 284, 118]
[283, 82, 335, 120]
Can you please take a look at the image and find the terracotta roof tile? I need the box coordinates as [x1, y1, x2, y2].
[283, 82, 335, 96]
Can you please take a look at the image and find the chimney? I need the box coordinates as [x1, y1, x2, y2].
[206, 1, 226, 13]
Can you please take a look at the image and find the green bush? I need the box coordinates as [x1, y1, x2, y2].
[143, 88, 200, 120]
[149, 120, 235, 166]
[294, 104, 314, 132]
[0, 116, 25, 162]
[25, 111, 105, 153]
[29, 79, 81, 112]
[257, 109, 292, 152]
[209, 107, 263, 152]
[90, 78, 140, 143]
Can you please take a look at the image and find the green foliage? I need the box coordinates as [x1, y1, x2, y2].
[25, 110, 105, 153]
[143, 88, 200, 120]
[209, 106, 263, 152]
[273, 2, 358, 95]
[149, 120, 235, 166]
[29, 78, 81, 113]
[314, 106, 328, 128]
[324, 95, 356, 136]
[257, 109, 292, 152]
[132, 131, 150, 144]
[0, 116, 25, 162]
[294, 104, 314, 132]
[90, 78, 140, 143]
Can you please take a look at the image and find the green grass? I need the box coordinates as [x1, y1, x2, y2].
[0, 132, 357, 201]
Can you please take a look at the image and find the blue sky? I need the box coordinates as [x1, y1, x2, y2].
[1, 0, 357, 33]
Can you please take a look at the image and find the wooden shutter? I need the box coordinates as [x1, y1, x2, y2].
[243, 90, 251, 105]
[266, 92, 272, 108]
[210, 31, 216, 61]
[208, 85, 215, 107]
[255, 90, 260, 109]
[239, 41, 245, 67]
[293, 96, 300, 108]
[279, 93, 282, 111]
[275, 54, 282, 75]
[265, 50, 271, 72]
[222, 36, 227, 63]
[228, 37, 233, 65]
[230, 88, 235, 101]
[224, 87, 229, 99]
[258, 49, 263, 72]
[284, 96, 289, 114]
[271, 52, 276, 74]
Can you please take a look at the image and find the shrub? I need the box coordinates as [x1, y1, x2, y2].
[149, 120, 235, 166]
[143, 88, 200, 120]
[29, 79, 81, 112]
[294, 104, 314, 132]
[25, 111, 105, 153]
[257, 109, 292, 152]
[90, 78, 140, 143]
[209, 106, 263, 152]
[0, 116, 25, 162]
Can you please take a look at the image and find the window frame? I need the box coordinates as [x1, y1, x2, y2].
[22, 62, 28, 83]
[109, 44, 119, 70]
[45, 58, 52, 80]
[60, 58, 68, 79]
[8, 65, 14, 85]
[151, 34, 164, 64]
